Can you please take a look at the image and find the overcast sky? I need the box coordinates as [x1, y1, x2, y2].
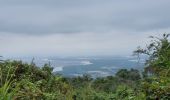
[0, 0, 170, 57]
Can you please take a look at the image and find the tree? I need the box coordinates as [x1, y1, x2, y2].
[0, 56, 3, 62]
[134, 33, 170, 99]
[116, 69, 141, 81]
[134, 33, 170, 76]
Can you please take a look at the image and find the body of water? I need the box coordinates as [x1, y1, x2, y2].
[4, 56, 145, 78]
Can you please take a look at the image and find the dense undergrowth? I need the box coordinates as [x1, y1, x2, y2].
[0, 34, 170, 100]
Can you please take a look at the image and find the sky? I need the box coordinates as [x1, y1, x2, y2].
[0, 0, 170, 57]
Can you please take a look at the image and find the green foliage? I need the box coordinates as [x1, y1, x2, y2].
[142, 76, 170, 100]
[135, 33, 170, 99]
[92, 76, 118, 93]
[0, 33, 170, 99]
[0, 60, 143, 100]
[112, 85, 145, 100]
[0, 61, 74, 99]
[134, 33, 170, 75]
[0, 65, 15, 100]
[116, 69, 141, 81]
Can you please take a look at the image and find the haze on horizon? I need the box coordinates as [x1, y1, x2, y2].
[0, 0, 170, 57]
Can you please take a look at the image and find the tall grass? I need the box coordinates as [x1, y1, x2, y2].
[0, 64, 17, 100]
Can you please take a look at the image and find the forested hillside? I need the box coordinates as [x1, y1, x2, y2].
[0, 34, 170, 100]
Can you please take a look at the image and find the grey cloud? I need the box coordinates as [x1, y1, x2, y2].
[0, 0, 170, 34]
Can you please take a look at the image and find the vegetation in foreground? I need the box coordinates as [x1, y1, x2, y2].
[0, 34, 170, 100]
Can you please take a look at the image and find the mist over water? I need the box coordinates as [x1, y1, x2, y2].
[4, 56, 145, 78]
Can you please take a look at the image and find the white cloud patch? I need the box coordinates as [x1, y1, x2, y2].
[0, 30, 164, 57]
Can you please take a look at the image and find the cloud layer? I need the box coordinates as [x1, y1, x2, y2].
[0, 0, 170, 57]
